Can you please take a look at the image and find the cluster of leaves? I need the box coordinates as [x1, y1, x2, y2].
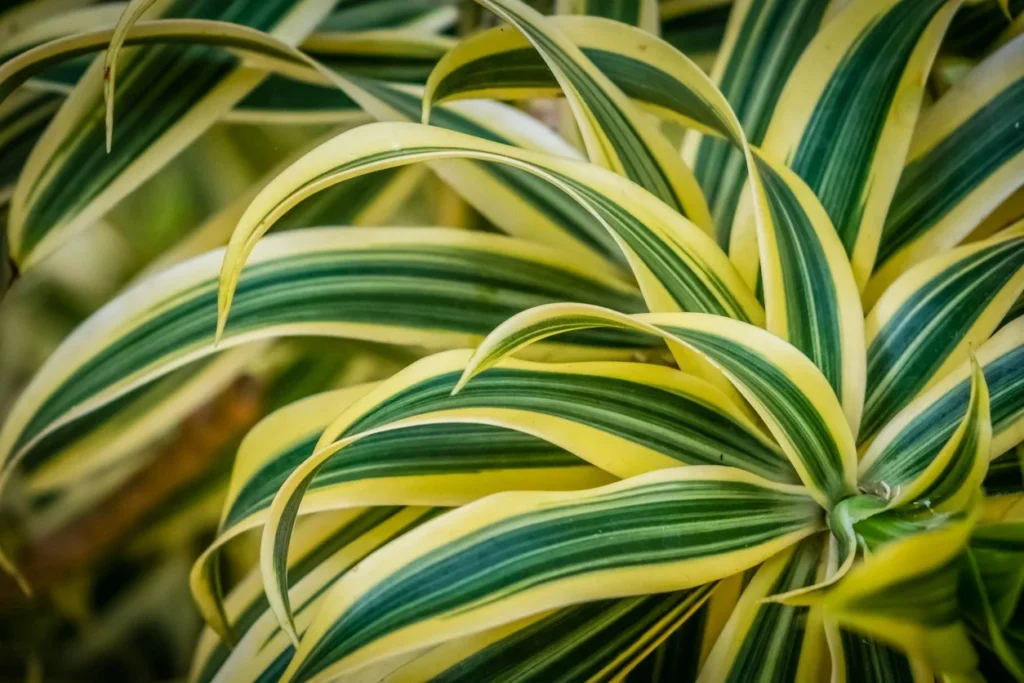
[0, 0, 1023, 681]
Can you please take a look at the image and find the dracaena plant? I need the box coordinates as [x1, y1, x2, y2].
[0, 0, 1023, 681]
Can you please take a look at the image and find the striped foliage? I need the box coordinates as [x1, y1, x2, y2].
[0, 229, 647, 499]
[2, 0, 1023, 680]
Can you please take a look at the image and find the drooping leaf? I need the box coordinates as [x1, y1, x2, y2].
[458, 303, 860, 506]
[0, 228, 647, 491]
[268, 465, 820, 681]
[432, 0, 716, 231]
[8, 0, 335, 270]
[217, 121, 763, 344]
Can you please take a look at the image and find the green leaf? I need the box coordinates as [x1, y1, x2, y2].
[786, 517, 978, 678]
[9, 0, 333, 270]
[267, 465, 820, 681]
[861, 224, 1024, 445]
[458, 303, 860, 506]
[216, 121, 764, 344]
[867, 35, 1024, 305]
[738, 0, 963, 288]
[383, 585, 715, 681]
[698, 536, 828, 682]
[434, 0, 716, 230]
[690, 0, 828, 246]
[861, 316, 1024, 496]
[0, 228, 647, 494]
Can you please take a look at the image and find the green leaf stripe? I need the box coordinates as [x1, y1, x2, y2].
[194, 507, 443, 683]
[271, 168, 405, 231]
[489, 3, 688, 214]
[913, 370, 989, 508]
[316, 0, 455, 32]
[289, 477, 819, 681]
[17, 0, 304, 257]
[16, 353, 222, 476]
[8, 229, 647, 459]
[862, 344, 1024, 491]
[0, 92, 60, 189]
[225, 365, 796, 529]
[789, 0, 949, 255]
[357, 77, 621, 260]
[754, 156, 843, 398]
[660, 325, 851, 504]
[720, 536, 823, 683]
[429, 45, 730, 137]
[693, 0, 827, 245]
[625, 600, 708, 682]
[876, 75, 1024, 269]
[862, 235, 1024, 444]
[571, 0, 646, 25]
[426, 587, 714, 682]
[839, 630, 918, 683]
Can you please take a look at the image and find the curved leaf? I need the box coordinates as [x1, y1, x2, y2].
[193, 367, 628, 642]
[885, 357, 992, 512]
[737, 0, 962, 288]
[309, 76, 624, 263]
[429, 0, 715, 230]
[0, 228, 646, 488]
[860, 316, 1024, 496]
[458, 303, 859, 506]
[867, 34, 1024, 306]
[253, 347, 796, 643]
[269, 465, 820, 681]
[383, 586, 714, 682]
[861, 223, 1024, 444]
[217, 121, 763, 342]
[8, 0, 335, 269]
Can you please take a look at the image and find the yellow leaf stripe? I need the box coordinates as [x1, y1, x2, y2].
[742, 0, 963, 288]
[268, 465, 819, 681]
[457, 303, 859, 507]
[867, 34, 1024, 306]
